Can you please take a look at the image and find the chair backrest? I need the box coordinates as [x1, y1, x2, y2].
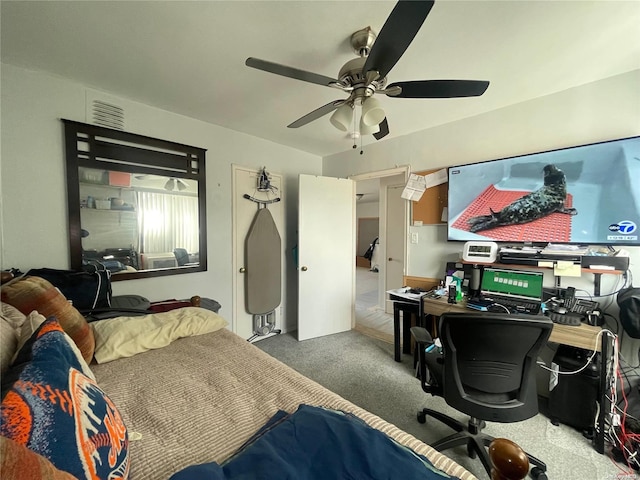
[173, 248, 190, 266]
[439, 312, 552, 424]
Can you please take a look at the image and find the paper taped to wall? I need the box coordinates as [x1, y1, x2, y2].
[425, 168, 448, 188]
[401, 174, 427, 201]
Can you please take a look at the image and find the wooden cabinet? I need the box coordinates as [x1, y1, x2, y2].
[411, 169, 448, 225]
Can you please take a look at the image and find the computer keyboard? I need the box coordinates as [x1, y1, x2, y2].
[549, 312, 583, 326]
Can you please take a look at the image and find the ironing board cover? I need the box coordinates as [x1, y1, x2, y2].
[245, 208, 281, 314]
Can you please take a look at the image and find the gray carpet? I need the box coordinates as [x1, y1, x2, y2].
[256, 330, 625, 480]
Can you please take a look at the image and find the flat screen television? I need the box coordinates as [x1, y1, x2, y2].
[447, 136, 640, 246]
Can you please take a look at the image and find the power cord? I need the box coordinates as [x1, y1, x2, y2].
[536, 328, 615, 376]
[489, 302, 511, 314]
[609, 359, 640, 474]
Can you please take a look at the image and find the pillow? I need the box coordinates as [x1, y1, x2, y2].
[0, 320, 18, 376]
[0, 304, 26, 375]
[0, 317, 128, 480]
[91, 306, 228, 364]
[1, 302, 26, 330]
[1, 276, 95, 362]
[13, 311, 47, 359]
[0, 436, 79, 480]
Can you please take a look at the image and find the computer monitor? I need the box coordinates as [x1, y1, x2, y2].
[480, 267, 544, 302]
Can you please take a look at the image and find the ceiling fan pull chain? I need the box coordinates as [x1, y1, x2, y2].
[352, 110, 358, 150]
[358, 109, 364, 154]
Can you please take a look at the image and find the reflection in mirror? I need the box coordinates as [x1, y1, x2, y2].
[79, 168, 200, 275]
[64, 120, 207, 281]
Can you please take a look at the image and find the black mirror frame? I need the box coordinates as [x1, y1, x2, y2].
[63, 119, 207, 281]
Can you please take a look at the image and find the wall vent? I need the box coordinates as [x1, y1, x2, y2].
[92, 100, 124, 130]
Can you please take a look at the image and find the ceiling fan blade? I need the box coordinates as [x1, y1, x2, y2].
[373, 117, 389, 140]
[287, 100, 347, 128]
[246, 57, 339, 88]
[386, 80, 490, 98]
[363, 0, 434, 80]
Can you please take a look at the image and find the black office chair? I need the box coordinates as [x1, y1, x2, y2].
[411, 312, 552, 480]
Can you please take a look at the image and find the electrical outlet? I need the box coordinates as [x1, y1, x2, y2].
[411, 232, 419, 244]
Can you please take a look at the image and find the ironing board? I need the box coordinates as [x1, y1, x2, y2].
[245, 207, 281, 315]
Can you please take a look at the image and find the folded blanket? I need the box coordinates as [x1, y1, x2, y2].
[170, 404, 460, 480]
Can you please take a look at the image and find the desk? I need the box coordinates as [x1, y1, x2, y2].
[421, 296, 603, 352]
[419, 295, 609, 455]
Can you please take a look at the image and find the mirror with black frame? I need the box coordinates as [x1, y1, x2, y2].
[63, 120, 207, 281]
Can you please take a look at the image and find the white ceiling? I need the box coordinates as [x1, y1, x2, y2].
[2, 1, 639, 157]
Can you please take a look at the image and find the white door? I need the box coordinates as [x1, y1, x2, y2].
[298, 174, 354, 341]
[385, 184, 405, 312]
[232, 166, 284, 340]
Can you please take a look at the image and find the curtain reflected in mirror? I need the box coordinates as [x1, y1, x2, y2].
[64, 120, 207, 281]
[137, 191, 199, 256]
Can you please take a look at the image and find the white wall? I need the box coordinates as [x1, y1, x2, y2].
[0, 64, 323, 331]
[324, 69, 640, 360]
[356, 201, 379, 219]
[2, 64, 640, 359]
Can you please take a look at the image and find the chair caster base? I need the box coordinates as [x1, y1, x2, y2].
[467, 441, 476, 459]
[531, 466, 547, 480]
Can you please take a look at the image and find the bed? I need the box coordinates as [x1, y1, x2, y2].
[1, 275, 481, 480]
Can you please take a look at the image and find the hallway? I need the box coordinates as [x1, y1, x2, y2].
[354, 267, 394, 343]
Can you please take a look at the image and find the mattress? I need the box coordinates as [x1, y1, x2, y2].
[92, 328, 476, 480]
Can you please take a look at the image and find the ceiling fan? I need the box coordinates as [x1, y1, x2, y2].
[245, 0, 489, 141]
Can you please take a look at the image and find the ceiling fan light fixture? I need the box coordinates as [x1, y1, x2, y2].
[176, 179, 188, 191]
[361, 97, 385, 127]
[329, 103, 353, 131]
[359, 117, 380, 135]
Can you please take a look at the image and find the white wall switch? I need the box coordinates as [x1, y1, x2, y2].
[411, 232, 419, 244]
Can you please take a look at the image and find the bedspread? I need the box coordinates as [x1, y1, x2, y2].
[91, 328, 477, 480]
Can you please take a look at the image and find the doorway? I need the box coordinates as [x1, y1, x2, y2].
[351, 168, 408, 343]
[232, 165, 285, 340]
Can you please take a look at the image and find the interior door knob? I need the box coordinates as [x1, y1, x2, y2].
[388, 258, 393, 261]
[239, 267, 246, 273]
[301, 266, 308, 271]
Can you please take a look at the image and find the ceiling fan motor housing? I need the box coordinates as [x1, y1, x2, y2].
[338, 57, 386, 102]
